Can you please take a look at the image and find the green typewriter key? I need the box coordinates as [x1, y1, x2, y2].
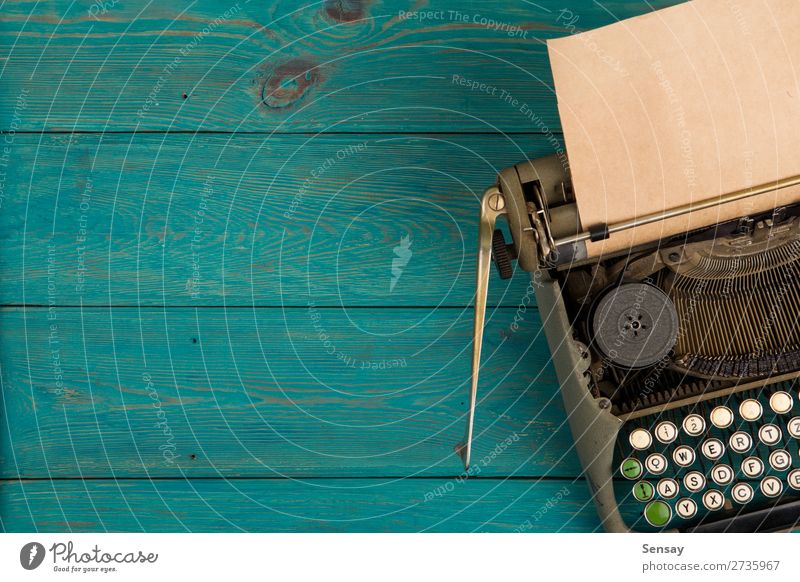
[633, 481, 654, 502]
[644, 500, 672, 528]
[621, 458, 643, 480]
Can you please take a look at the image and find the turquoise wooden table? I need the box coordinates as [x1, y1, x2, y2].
[0, 0, 678, 532]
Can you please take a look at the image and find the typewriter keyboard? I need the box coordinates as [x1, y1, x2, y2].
[614, 379, 800, 531]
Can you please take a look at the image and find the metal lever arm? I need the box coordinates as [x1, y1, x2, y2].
[457, 187, 507, 469]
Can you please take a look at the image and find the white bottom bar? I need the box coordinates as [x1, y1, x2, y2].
[1, 533, 798, 580]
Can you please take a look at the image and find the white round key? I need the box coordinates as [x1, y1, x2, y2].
[675, 497, 697, 519]
[645, 453, 667, 475]
[758, 423, 782, 446]
[629, 428, 653, 450]
[788, 469, 800, 491]
[672, 445, 696, 467]
[760, 476, 783, 498]
[654, 421, 678, 444]
[740, 399, 763, 421]
[702, 489, 725, 511]
[729, 431, 753, 453]
[701, 438, 725, 461]
[731, 482, 754, 504]
[711, 464, 734, 486]
[770, 391, 793, 414]
[682, 414, 706, 436]
[788, 417, 800, 439]
[710, 405, 734, 429]
[684, 471, 706, 493]
[741, 456, 764, 478]
[769, 449, 792, 471]
[657, 478, 679, 499]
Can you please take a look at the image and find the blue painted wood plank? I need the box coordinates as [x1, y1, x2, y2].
[0, 0, 680, 132]
[0, 306, 578, 478]
[0, 477, 599, 532]
[1, 133, 550, 306]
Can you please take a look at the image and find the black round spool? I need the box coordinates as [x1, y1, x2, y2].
[591, 283, 679, 369]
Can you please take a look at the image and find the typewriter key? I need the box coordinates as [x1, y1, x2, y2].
[621, 458, 643, 480]
[741, 456, 764, 478]
[682, 414, 706, 437]
[633, 481, 654, 502]
[656, 478, 678, 499]
[729, 431, 753, 454]
[683, 471, 706, 493]
[739, 399, 763, 422]
[591, 283, 679, 369]
[710, 464, 734, 486]
[702, 490, 725, 511]
[654, 421, 678, 444]
[700, 438, 724, 461]
[758, 424, 782, 446]
[645, 453, 667, 475]
[710, 406, 733, 429]
[789, 417, 800, 439]
[629, 428, 652, 450]
[769, 391, 793, 414]
[644, 500, 672, 527]
[731, 483, 754, 504]
[760, 476, 783, 498]
[672, 445, 695, 467]
[769, 449, 791, 471]
[675, 498, 697, 519]
[788, 469, 800, 490]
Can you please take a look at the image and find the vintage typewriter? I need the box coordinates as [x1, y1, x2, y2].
[460, 154, 800, 532]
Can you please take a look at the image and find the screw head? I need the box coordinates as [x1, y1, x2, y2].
[488, 193, 506, 211]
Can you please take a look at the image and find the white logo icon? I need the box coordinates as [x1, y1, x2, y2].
[20, 542, 46, 570]
[390, 234, 412, 292]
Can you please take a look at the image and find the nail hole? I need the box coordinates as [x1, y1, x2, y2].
[190, 454, 197, 460]
[191, 337, 198, 344]
[182, 93, 188, 99]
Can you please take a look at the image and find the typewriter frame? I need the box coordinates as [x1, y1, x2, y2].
[462, 154, 800, 532]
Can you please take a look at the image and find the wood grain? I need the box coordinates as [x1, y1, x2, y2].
[0, 0, 679, 132]
[0, 306, 578, 478]
[0, 477, 600, 532]
[1, 133, 552, 306]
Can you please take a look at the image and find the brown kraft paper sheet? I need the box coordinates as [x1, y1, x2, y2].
[547, 0, 800, 258]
